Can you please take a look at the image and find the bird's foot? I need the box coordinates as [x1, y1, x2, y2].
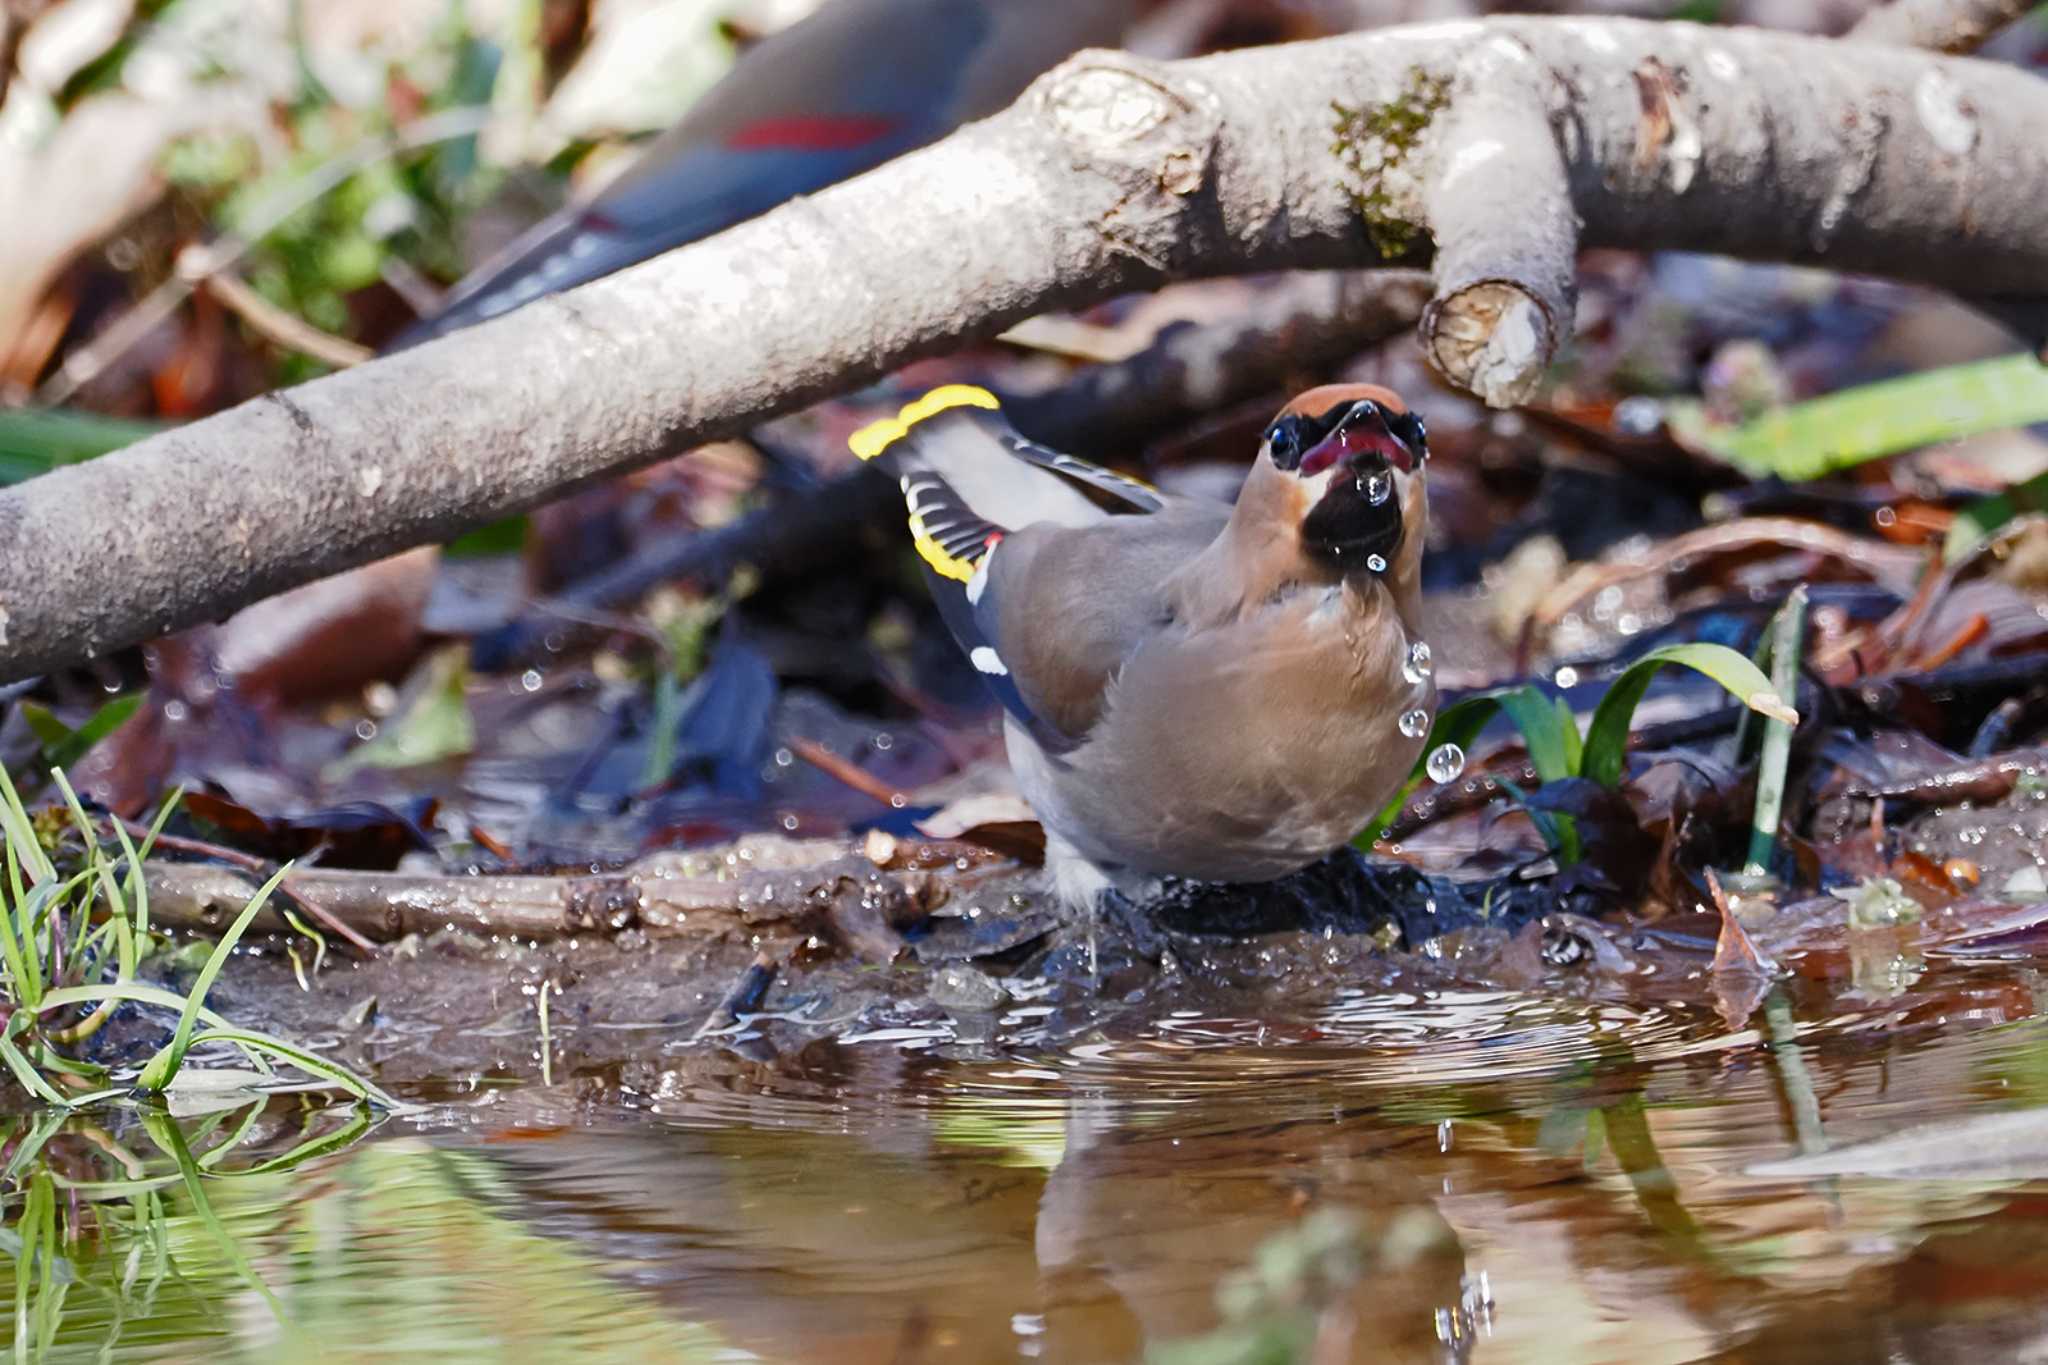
[1041, 888, 1164, 994]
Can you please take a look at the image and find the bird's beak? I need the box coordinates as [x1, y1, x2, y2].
[1298, 401, 1416, 477]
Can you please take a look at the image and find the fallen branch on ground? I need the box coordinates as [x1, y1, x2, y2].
[142, 835, 981, 945]
[4, 16, 2046, 682]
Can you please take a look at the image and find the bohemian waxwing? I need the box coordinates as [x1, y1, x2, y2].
[850, 383, 1436, 917]
[396, 0, 1138, 345]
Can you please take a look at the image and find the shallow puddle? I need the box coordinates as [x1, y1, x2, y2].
[21, 955, 2048, 1363]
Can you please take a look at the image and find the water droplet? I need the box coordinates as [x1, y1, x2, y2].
[1426, 742, 1466, 783]
[1364, 471, 1392, 505]
[520, 669, 543, 692]
[162, 700, 189, 723]
[1403, 640, 1433, 683]
[1399, 708, 1431, 739]
[1367, 553, 1388, 574]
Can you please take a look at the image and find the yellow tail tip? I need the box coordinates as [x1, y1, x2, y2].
[848, 384, 1000, 461]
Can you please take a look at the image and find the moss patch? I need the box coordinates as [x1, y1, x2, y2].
[1331, 68, 1451, 260]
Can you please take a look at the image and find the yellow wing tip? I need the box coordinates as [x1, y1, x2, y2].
[848, 384, 1001, 462]
[908, 511, 976, 582]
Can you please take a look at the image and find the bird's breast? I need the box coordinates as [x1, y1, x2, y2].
[1007, 585, 1435, 883]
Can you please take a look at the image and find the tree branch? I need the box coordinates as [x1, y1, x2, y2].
[3, 16, 2046, 682]
[1848, 0, 2040, 52]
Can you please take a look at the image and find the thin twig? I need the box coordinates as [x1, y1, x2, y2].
[201, 270, 372, 369]
[787, 736, 903, 807]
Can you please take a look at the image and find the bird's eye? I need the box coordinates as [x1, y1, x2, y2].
[1266, 419, 1304, 471]
[1387, 411, 1427, 457]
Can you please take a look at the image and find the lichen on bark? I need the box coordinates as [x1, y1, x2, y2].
[1330, 68, 1452, 261]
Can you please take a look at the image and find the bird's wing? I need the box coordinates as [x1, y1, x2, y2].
[850, 384, 1198, 750]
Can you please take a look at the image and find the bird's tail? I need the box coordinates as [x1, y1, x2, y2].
[849, 384, 1015, 584]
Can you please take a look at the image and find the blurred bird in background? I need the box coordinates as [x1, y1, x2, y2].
[395, 0, 1139, 346]
[202, 0, 1141, 707]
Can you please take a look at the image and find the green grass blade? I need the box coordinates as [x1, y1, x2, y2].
[18, 696, 142, 769]
[195, 1099, 269, 1171]
[122, 787, 185, 941]
[49, 770, 139, 984]
[1582, 644, 1796, 790]
[0, 1021, 71, 1107]
[136, 863, 293, 1092]
[0, 881, 45, 1011]
[0, 408, 160, 484]
[1673, 352, 2048, 481]
[138, 1113, 286, 1322]
[185, 1027, 397, 1108]
[1744, 589, 1808, 875]
[13, 1172, 56, 1360]
[219, 1104, 374, 1177]
[0, 877, 74, 1012]
[0, 762, 56, 884]
[36, 981, 231, 1025]
[53, 770, 128, 953]
[0, 1111, 68, 1187]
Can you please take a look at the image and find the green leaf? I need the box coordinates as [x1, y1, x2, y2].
[1492, 686, 1584, 863]
[326, 645, 474, 776]
[1495, 686, 1577, 782]
[1946, 469, 2048, 564]
[1496, 776, 1576, 866]
[137, 864, 293, 1092]
[1581, 644, 1795, 789]
[18, 695, 143, 769]
[445, 515, 528, 557]
[1670, 352, 2048, 481]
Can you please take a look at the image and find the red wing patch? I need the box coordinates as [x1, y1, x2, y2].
[726, 114, 899, 152]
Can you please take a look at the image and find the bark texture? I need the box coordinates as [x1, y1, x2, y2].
[3, 15, 2047, 682]
[1848, 0, 2039, 51]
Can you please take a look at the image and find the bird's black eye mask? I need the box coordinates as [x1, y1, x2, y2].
[1265, 401, 1426, 475]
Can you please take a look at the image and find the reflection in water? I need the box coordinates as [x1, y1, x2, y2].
[17, 969, 2048, 1361]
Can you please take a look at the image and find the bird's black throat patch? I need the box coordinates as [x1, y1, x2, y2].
[1301, 457, 1404, 569]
